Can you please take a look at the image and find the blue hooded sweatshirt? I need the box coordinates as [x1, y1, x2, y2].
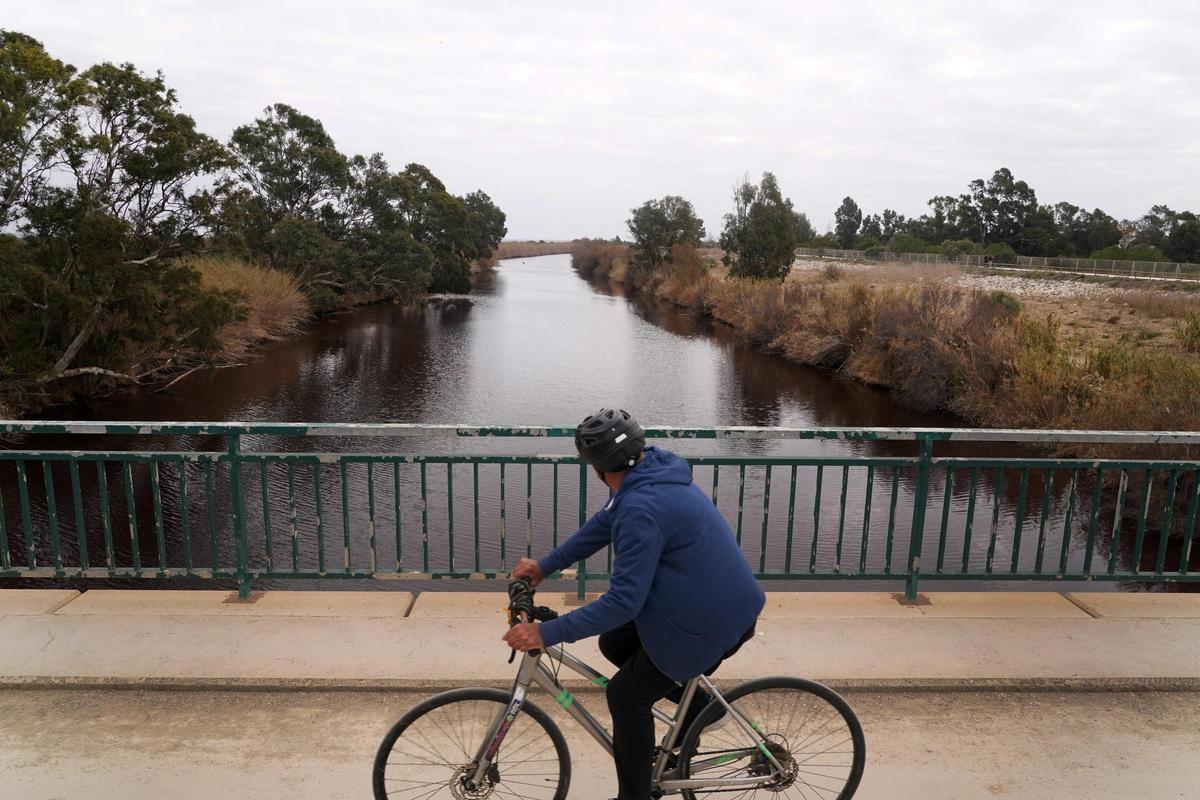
[537, 446, 765, 682]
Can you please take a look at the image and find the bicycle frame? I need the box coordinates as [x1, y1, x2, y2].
[467, 645, 787, 794]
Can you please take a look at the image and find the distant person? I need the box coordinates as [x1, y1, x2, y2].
[503, 408, 765, 800]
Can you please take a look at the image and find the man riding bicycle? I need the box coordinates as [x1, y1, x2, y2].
[503, 408, 765, 800]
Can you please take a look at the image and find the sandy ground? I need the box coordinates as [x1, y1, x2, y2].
[0, 688, 1196, 800]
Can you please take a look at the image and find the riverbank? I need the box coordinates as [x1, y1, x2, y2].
[0, 253, 502, 421]
[495, 240, 574, 259]
[589, 245, 1200, 443]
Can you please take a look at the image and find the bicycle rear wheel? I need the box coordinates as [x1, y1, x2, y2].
[675, 677, 865, 800]
[373, 687, 571, 800]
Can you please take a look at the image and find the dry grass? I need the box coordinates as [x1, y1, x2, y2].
[654, 262, 1200, 436]
[1122, 291, 1200, 319]
[183, 256, 309, 357]
[495, 241, 574, 259]
[1178, 315, 1200, 353]
[570, 239, 632, 283]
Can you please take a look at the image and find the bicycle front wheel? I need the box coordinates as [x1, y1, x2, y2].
[373, 687, 571, 800]
[675, 676, 865, 800]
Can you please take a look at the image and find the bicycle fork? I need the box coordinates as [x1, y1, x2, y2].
[466, 653, 540, 790]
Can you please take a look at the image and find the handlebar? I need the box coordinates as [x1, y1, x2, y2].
[505, 578, 558, 662]
[508, 577, 536, 622]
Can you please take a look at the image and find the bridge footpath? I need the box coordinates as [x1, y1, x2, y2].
[1, 588, 1198, 689]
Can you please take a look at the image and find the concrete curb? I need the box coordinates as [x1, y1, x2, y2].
[3, 675, 1198, 693]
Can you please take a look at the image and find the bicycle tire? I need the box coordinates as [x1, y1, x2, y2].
[373, 687, 571, 800]
[674, 676, 865, 800]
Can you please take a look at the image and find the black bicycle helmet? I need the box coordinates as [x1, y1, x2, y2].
[575, 408, 645, 473]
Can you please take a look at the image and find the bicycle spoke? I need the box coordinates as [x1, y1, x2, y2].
[376, 695, 566, 800]
[681, 682, 861, 800]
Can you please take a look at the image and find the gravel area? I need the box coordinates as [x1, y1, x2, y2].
[952, 272, 1127, 300]
[790, 257, 1144, 300]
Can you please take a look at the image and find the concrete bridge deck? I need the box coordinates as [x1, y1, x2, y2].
[1, 589, 1198, 799]
[1, 589, 1198, 690]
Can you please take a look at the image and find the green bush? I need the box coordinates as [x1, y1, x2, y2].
[887, 233, 938, 254]
[989, 290, 1021, 320]
[803, 234, 840, 249]
[982, 243, 1017, 264]
[864, 245, 885, 259]
[1090, 244, 1169, 262]
[854, 235, 882, 250]
[939, 239, 980, 259]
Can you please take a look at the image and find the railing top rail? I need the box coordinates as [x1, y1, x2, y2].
[2, 421, 1200, 445]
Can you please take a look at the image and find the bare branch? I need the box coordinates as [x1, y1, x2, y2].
[154, 366, 201, 393]
[37, 367, 139, 384]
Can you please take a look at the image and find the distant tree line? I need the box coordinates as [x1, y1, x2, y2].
[815, 168, 1200, 264]
[0, 30, 505, 402]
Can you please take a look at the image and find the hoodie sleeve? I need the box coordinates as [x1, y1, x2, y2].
[539, 502, 663, 649]
[536, 505, 613, 577]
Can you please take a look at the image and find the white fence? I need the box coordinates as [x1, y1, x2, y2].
[795, 247, 1200, 282]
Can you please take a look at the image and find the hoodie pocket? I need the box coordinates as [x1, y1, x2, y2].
[662, 610, 704, 639]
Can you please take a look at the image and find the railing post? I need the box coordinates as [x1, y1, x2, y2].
[577, 463, 588, 601]
[227, 434, 252, 600]
[905, 437, 934, 602]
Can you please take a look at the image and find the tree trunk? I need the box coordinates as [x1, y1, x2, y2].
[49, 300, 103, 377]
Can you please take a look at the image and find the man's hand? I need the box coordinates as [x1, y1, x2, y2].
[502, 622, 544, 652]
[513, 558, 545, 587]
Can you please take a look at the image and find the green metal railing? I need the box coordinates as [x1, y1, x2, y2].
[1, 422, 1198, 601]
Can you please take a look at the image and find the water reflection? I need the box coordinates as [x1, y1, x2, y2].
[3, 255, 1186, 591]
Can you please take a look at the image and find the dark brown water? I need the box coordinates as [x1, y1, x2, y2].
[3, 255, 1177, 591]
[53, 255, 953, 431]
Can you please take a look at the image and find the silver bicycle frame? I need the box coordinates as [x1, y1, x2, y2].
[468, 645, 785, 794]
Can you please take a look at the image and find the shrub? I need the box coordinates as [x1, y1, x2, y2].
[1089, 244, 1169, 263]
[982, 243, 1017, 264]
[185, 256, 308, 352]
[863, 245, 885, 259]
[570, 239, 629, 281]
[988, 290, 1021, 320]
[886, 233, 938, 254]
[939, 239, 979, 259]
[854, 235, 882, 250]
[803, 234, 840, 249]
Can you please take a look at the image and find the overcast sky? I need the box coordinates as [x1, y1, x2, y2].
[9, 1, 1199, 239]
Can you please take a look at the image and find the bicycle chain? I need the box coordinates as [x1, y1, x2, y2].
[669, 748, 794, 794]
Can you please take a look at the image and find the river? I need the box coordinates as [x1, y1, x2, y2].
[2, 255, 1165, 591]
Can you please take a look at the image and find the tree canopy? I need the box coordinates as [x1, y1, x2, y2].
[626, 195, 706, 273]
[720, 173, 805, 281]
[834, 197, 862, 248]
[0, 29, 507, 411]
[817, 168, 1200, 263]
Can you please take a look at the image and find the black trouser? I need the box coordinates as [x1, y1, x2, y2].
[600, 621, 755, 800]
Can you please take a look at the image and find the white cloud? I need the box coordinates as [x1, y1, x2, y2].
[8, 0, 1199, 238]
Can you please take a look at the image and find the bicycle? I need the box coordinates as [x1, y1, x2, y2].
[373, 579, 866, 800]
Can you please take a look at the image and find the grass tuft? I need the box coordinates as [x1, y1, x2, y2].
[181, 256, 309, 358]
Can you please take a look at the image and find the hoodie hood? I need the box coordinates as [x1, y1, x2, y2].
[607, 446, 691, 510]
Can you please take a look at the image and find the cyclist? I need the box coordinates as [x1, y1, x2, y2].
[503, 408, 765, 800]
